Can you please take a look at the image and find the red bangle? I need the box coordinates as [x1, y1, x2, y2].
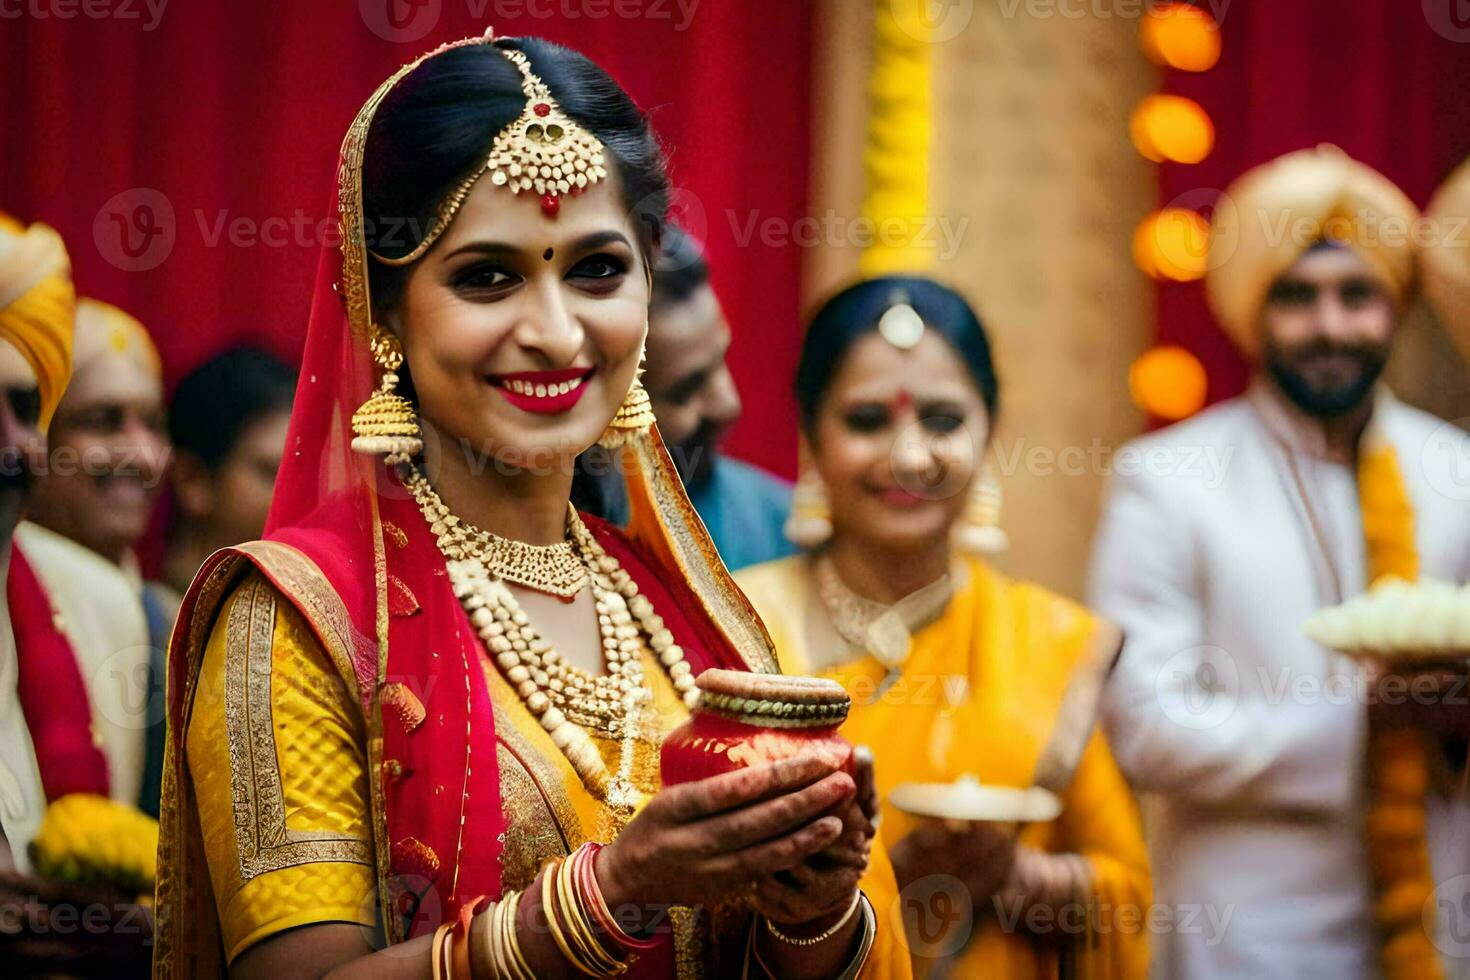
[452, 895, 491, 979]
[578, 842, 660, 952]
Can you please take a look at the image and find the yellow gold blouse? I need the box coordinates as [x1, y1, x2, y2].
[189, 571, 701, 963]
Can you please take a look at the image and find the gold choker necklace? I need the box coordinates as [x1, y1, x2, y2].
[814, 555, 955, 672]
[403, 467, 589, 598]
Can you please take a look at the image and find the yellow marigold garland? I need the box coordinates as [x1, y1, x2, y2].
[29, 793, 159, 897]
[859, 0, 934, 277]
[1357, 436, 1443, 980]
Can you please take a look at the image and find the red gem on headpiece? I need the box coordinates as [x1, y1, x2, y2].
[541, 193, 560, 217]
[534, 103, 551, 117]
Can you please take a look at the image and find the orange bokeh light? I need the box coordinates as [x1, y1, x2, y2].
[1129, 346, 1208, 420]
[1133, 209, 1211, 281]
[1141, 3, 1221, 73]
[1130, 95, 1215, 164]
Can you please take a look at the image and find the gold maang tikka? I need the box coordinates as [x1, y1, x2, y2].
[368, 43, 610, 269]
[878, 296, 925, 350]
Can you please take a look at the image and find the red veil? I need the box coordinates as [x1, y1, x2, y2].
[154, 33, 779, 976]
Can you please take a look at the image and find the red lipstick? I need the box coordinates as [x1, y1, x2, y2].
[875, 486, 931, 509]
[486, 367, 594, 415]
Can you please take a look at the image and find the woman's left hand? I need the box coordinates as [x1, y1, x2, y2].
[753, 746, 877, 926]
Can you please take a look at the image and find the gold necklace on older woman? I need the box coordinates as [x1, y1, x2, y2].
[813, 554, 956, 691]
[402, 464, 698, 812]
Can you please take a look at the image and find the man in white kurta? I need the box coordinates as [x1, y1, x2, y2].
[1090, 147, 1470, 978]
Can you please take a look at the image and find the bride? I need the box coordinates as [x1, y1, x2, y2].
[154, 31, 907, 979]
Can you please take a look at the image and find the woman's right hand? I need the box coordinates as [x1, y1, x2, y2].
[890, 818, 1017, 906]
[594, 753, 856, 918]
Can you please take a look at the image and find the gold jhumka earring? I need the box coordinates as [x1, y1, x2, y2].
[955, 465, 1009, 555]
[597, 352, 656, 449]
[351, 326, 423, 463]
[784, 468, 833, 548]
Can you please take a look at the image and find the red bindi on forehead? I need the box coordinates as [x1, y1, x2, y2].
[888, 389, 913, 412]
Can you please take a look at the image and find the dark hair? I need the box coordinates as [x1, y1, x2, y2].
[795, 276, 1000, 432]
[650, 224, 710, 311]
[362, 37, 670, 318]
[169, 348, 297, 470]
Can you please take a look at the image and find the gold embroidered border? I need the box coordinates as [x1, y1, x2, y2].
[1032, 619, 1124, 794]
[225, 576, 372, 879]
[482, 657, 583, 852]
[629, 432, 780, 675]
[496, 743, 566, 890]
[237, 541, 364, 708]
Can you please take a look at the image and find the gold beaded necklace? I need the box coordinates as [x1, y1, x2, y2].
[402, 464, 699, 813]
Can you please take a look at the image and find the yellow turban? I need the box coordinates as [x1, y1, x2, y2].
[73, 297, 163, 383]
[1206, 145, 1420, 358]
[1421, 155, 1470, 363]
[0, 212, 76, 433]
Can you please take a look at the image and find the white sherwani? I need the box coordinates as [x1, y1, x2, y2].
[0, 542, 45, 872]
[13, 521, 151, 806]
[1089, 383, 1470, 979]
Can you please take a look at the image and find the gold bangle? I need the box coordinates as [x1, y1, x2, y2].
[503, 890, 536, 980]
[430, 921, 454, 979]
[556, 850, 625, 974]
[763, 891, 864, 947]
[541, 859, 602, 976]
[470, 902, 495, 979]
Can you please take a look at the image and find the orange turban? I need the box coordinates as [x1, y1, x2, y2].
[73, 297, 162, 383]
[1422, 155, 1470, 363]
[0, 213, 76, 433]
[1206, 146, 1420, 358]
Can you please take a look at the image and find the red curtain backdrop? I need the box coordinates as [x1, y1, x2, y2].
[0, 0, 810, 479]
[1157, 0, 1470, 402]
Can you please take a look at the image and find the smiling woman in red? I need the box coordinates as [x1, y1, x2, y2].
[153, 32, 909, 980]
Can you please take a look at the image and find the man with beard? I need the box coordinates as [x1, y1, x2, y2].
[16, 297, 165, 814]
[1089, 146, 1470, 978]
[640, 226, 795, 570]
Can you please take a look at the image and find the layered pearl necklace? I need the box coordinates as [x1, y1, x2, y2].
[402, 464, 699, 812]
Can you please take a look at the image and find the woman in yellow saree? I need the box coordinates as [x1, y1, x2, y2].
[738, 278, 1151, 978]
[154, 32, 909, 979]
